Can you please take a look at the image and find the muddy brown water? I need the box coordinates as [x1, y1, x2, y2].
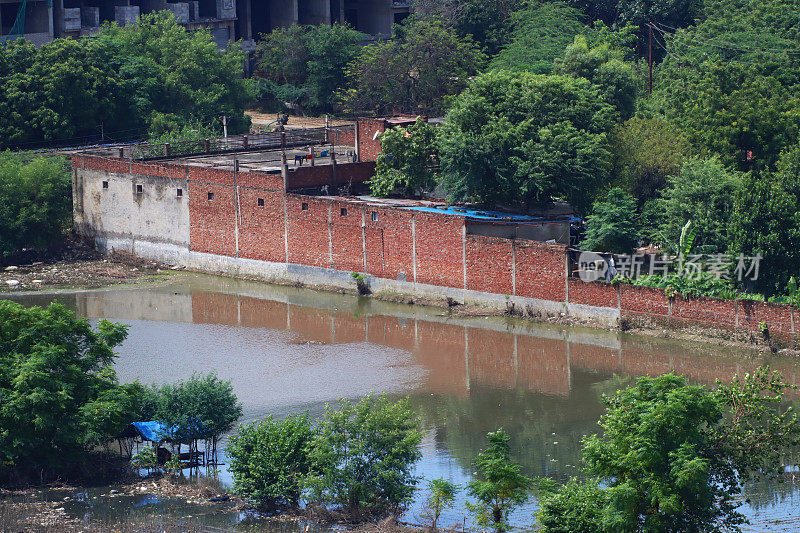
[6, 273, 800, 531]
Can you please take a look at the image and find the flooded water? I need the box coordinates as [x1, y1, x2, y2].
[7, 273, 800, 531]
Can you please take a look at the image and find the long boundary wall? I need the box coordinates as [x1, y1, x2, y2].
[72, 154, 800, 343]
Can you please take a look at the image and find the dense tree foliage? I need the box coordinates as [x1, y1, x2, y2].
[0, 302, 139, 481]
[729, 144, 800, 295]
[438, 71, 615, 212]
[0, 11, 252, 149]
[254, 24, 365, 114]
[228, 414, 314, 509]
[412, 0, 521, 56]
[537, 369, 800, 532]
[555, 37, 638, 120]
[341, 17, 485, 116]
[370, 119, 438, 197]
[0, 154, 71, 257]
[582, 187, 640, 253]
[611, 117, 690, 204]
[305, 394, 422, 515]
[650, 158, 742, 253]
[490, 2, 586, 74]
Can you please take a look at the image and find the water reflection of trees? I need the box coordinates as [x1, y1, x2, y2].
[406, 370, 617, 483]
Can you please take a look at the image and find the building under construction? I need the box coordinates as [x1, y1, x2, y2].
[0, 0, 411, 47]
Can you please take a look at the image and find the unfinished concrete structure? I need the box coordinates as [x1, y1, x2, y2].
[3, 0, 409, 46]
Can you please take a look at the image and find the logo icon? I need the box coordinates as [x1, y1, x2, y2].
[578, 251, 607, 282]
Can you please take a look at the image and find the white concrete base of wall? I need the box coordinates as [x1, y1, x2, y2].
[97, 236, 621, 327]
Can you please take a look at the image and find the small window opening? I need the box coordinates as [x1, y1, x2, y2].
[340, 208, 347, 217]
[371, 211, 378, 222]
[176, 188, 183, 197]
[136, 184, 143, 194]
[301, 202, 308, 211]
[208, 191, 214, 200]
[258, 198, 265, 206]
[102, 181, 109, 189]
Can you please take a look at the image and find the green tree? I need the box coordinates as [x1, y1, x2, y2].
[538, 370, 800, 532]
[0, 153, 71, 257]
[420, 478, 459, 530]
[438, 70, 615, 212]
[651, 158, 741, 253]
[228, 414, 315, 509]
[490, 2, 586, 74]
[342, 17, 485, 116]
[154, 372, 242, 457]
[466, 429, 532, 533]
[412, 0, 521, 56]
[611, 117, 690, 204]
[370, 119, 438, 197]
[0, 302, 136, 481]
[555, 36, 638, 120]
[304, 394, 423, 516]
[729, 144, 800, 295]
[255, 24, 365, 114]
[581, 187, 640, 253]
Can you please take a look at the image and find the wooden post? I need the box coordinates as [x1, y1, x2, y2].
[204, 139, 211, 153]
[164, 143, 171, 157]
[309, 146, 315, 166]
[243, 135, 249, 150]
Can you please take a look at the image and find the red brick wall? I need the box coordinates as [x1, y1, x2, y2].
[188, 182, 237, 256]
[568, 278, 618, 308]
[358, 118, 385, 162]
[286, 161, 376, 190]
[466, 235, 514, 295]
[671, 296, 737, 330]
[330, 200, 365, 272]
[620, 285, 670, 319]
[286, 196, 330, 268]
[370, 208, 414, 281]
[238, 189, 286, 263]
[515, 241, 566, 301]
[414, 211, 464, 287]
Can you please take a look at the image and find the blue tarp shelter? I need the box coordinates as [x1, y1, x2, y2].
[119, 420, 211, 443]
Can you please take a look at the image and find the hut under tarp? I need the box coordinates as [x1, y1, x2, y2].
[119, 420, 212, 466]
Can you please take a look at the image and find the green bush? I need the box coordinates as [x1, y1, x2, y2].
[536, 478, 608, 533]
[304, 394, 423, 516]
[0, 302, 139, 481]
[581, 187, 639, 254]
[228, 414, 315, 509]
[538, 369, 800, 531]
[371, 119, 438, 198]
[0, 153, 71, 257]
[420, 478, 459, 531]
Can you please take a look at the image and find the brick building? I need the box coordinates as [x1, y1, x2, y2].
[70, 119, 800, 345]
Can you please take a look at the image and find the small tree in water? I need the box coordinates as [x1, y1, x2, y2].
[420, 478, 459, 531]
[467, 429, 532, 532]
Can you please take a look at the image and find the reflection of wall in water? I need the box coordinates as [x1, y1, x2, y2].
[188, 290, 795, 397]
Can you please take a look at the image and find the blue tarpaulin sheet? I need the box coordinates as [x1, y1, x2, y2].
[122, 420, 211, 442]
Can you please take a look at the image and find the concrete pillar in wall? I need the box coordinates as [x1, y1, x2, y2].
[268, 0, 298, 28]
[298, 0, 330, 25]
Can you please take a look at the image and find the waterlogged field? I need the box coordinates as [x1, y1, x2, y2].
[9, 273, 800, 531]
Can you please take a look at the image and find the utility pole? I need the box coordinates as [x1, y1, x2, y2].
[648, 23, 653, 97]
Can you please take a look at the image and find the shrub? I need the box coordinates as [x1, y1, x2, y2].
[536, 478, 608, 533]
[228, 414, 315, 509]
[0, 153, 71, 258]
[420, 478, 459, 531]
[581, 187, 639, 254]
[305, 394, 423, 517]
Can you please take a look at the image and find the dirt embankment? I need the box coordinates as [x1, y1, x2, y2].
[0, 242, 177, 294]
